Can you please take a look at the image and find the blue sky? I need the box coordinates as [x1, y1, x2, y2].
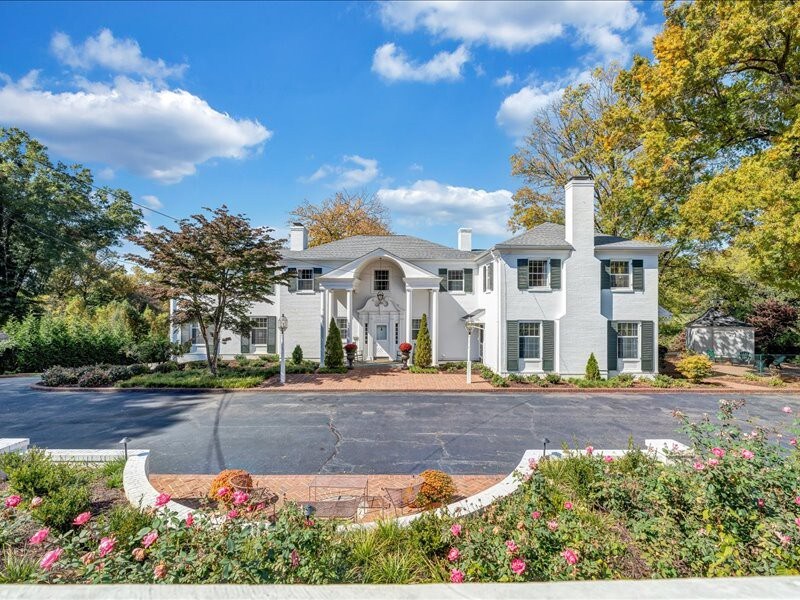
[0, 1, 663, 249]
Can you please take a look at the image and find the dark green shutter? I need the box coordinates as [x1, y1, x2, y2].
[313, 267, 323, 292]
[287, 268, 297, 292]
[506, 321, 519, 372]
[464, 268, 473, 293]
[641, 321, 654, 372]
[632, 260, 644, 291]
[549, 259, 561, 290]
[601, 260, 611, 289]
[439, 269, 447, 292]
[240, 327, 251, 354]
[517, 259, 529, 290]
[542, 320, 555, 371]
[267, 316, 277, 354]
[607, 321, 618, 371]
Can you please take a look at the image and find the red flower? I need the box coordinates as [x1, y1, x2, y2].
[399, 342, 413, 353]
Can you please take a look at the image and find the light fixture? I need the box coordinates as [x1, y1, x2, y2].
[542, 437, 551, 456]
[278, 313, 288, 333]
[278, 314, 288, 384]
[119, 437, 132, 460]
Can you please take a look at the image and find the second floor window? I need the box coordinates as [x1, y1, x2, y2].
[518, 322, 541, 359]
[483, 263, 494, 292]
[610, 260, 631, 289]
[298, 268, 314, 291]
[447, 269, 464, 292]
[374, 269, 389, 291]
[528, 260, 548, 287]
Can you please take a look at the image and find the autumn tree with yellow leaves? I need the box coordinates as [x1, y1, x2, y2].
[289, 191, 392, 247]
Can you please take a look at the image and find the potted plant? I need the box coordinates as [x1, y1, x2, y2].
[399, 342, 412, 368]
[344, 342, 357, 368]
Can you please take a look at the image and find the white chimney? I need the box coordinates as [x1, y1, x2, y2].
[564, 177, 595, 252]
[458, 227, 472, 251]
[290, 222, 308, 251]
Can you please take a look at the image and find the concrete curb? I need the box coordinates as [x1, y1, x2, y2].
[0, 438, 29, 454]
[123, 450, 194, 520]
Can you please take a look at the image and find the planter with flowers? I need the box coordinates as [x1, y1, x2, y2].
[344, 343, 358, 368]
[399, 342, 412, 368]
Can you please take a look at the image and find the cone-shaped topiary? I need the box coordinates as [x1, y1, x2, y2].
[292, 344, 303, 365]
[585, 352, 601, 381]
[324, 318, 344, 368]
[414, 313, 432, 367]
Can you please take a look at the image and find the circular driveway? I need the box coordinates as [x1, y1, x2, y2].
[1, 377, 797, 475]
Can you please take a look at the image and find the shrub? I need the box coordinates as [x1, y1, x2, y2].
[126, 363, 151, 377]
[77, 367, 113, 387]
[259, 353, 279, 362]
[103, 505, 152, 550]
[413, 314, 432, 368]
[438, 361, 466, 372]
[415, 469, 456, 508]
[0, 448, 91, 498]
[100, 458, 126, 489]
[317, 366, 349, 374]
[292, 344, 304, 365]
[209, 469, 252, 505]
[32, 485, 92, 531]
[652, 374, 674, 388]
[106, 365, 134, 382]
[409, 366, 438, 374]
[183, 360, 206, 370]
[118, 371, 264, 389]
[152, 360, 179, 373]
[507, 373, 527, 383]
[40, 365, 79, 386]
[610, 373, 634, 388]
[324, 318, 344, 368]
[545, 372, 562, 384]
[125, 336, 180, 363]
[675, 354, 713, 382]
[585, 352, 601, 381]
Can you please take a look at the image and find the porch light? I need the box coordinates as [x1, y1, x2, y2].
[278, 314, 288, 384]
[278, 314, 289, 333]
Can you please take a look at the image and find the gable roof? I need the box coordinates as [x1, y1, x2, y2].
[686, 307, 753, 328]
[493, 223, 666, 251]
[282, 235, 477, 261]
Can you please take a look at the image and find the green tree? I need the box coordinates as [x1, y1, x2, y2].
[324, 318, 344, 368]
[292, 344, 303, 365]
[585, 353, 601, 381]
[128, 206, 286, 375]
[413, 313, 432, 368]
[0, 128, 142, 323]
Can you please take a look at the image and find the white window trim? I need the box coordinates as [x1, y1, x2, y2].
[609, 259, 633, 291]
[518, 321, 543, 361]
[617, 321, 641, 361]
[335, 316, 348, 340]
[250, 317, 270, 346]
[447, 269, 465, 293]
[527, 258, 550, 290]
[297, 268, 315, 293]
[483, 263, 494, 293]
[372, 269, 390, 293]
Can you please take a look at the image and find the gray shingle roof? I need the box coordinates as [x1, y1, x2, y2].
[495, 223, 665, 250]
[686, 308, 752, 328]
[282, 235, 477, 261]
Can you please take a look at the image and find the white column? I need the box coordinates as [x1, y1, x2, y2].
[346, 289, 353, 343]
[319, 289, 328, 366]
[431, 288, 439, 366]
[405, 286, 413, 343]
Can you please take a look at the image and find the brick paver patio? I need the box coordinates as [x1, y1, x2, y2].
[150, 473, 504, 521]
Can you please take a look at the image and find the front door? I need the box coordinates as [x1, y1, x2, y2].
[373, 317, 392, 359]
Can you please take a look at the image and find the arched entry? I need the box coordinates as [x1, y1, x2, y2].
[356, 294, 403, 361]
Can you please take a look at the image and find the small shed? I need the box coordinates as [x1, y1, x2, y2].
[685, 308, 755, 359]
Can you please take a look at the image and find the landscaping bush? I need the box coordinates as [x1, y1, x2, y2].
[317, 366, 349, 374]
[40, 365, 80, 387]
[413, 314, 432, 368]
[409, 366, 438, 374]
[152, 360, 179, 373]
[31, 485, 92, 531]
[652, 374, 675, 388]
[438, 361, 466, 372]
[77, 367, 113, 388]
[183, 360, 206, 370]
[292, 344, 304, 365]
[675, 354, 713, 382]
[125, 336, 180, 364]
[126, 363, 151, 377]
[545, 373, 561, 384]
[324, 318, 344, 368]
[103, 505, 153, 550]
[415, 470, 456, 508]
[209, 469, 252, 506]
[585, 353, 601, 381]
[118, 371, 263, 389]
[259, 353, 279, 362]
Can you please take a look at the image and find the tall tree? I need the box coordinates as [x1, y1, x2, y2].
[128, 206, 286, 375]
[0, 128, 142, 323]
[290, 190, 392, 247]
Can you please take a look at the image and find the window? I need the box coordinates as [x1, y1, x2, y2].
[376, 324, 388, 341]
[298, 268, 314, 291]
[250, 318, 270, 345]
[518, 322, 541, 359]
[528, 260, 548, 287]
[483, 263, 494, 292]
[617, 322, 639, 359]
[610, 260, 631, 289]
[395, 322, 399, 344]
[412, 318, 421, 340]
[373, 269, 389, 292]
[335, 317, 348, 339]
[190, 324, 201, 345]
[447, 269, 464, 292]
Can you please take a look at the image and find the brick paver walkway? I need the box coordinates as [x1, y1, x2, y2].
[150, 473, 504, 521]
[261, 366, 494, 391]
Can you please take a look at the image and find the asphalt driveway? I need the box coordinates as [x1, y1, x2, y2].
[1, 377, 797, 475]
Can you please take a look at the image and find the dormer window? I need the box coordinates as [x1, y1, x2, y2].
[609, 260, 631, 289]
[528, 260, 548, 288]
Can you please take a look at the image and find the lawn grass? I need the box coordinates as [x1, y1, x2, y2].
[117, 371, 264, 389]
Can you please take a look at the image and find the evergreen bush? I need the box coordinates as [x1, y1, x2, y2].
[292, 345, 304, 364]
[413, 313, 432, 368]
[324, 318, 344, 368]
[585, 353, 601, 381]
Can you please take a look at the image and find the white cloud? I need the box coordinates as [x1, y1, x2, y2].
[372, 43, 469, 83]
[379, 1, 641, 54]
[97, 167, 115, 180]
[140, 195, 162, 209]
[300, 155, 380, 188]
[378, 179, 512, 236]
[494, 71, 515, 86]
[409, 163, 424, 172]
[0, 72, 271, 183]
[51, 29, 187, 81]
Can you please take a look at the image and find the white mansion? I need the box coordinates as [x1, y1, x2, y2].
[172, 178, 666, 377]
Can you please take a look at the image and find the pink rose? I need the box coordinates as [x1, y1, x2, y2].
[531, 511, 541, 520]
[290, 549, 300, 568]
[741, 449, 755, 460]
[216, 487, 230, 498]
[795, 496, 800, 506]
[153, 563, 167, 579]
[603, 455, 614, 463]
[450, 568, 465, 583]
[39, 548, 63, 571]
[528, 458, 538, 470]
[561, 548, 579, 565]
[563, 501, 573, 510]
[510, 557, 526, 575]
[790, 438, 797, 447]
[227, 509, 239, 519]
[185, 513, 195, 527]
[73, 511, 92, 526]
[232, 490, 249, 506]
[757, 498, 765, 507]
[154, 493, 171, 507]
[547, 520, 559, 532]
[783, 406, 793, 414]
[98, 537, 116, 557]
[711, 447, 725, 458]
[794, 517, 800, 529]
[30, 496, 43, 508]
[693, 461, 705, 471]
[585, 446, 594, 456]
[450, 523, 462, 537]
[4, 495, 22, 508]
[779, 533, 791, 546]
[28, 528, 50, 545]
[505, 539, 519, 554]
[707, 458, 719, 467]
[142, 531, 159, 548]
[447, 547, 460, 562]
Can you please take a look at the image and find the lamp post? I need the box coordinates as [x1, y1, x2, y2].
[465, 317, 477, 384]
[278, 314, 288, 385]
